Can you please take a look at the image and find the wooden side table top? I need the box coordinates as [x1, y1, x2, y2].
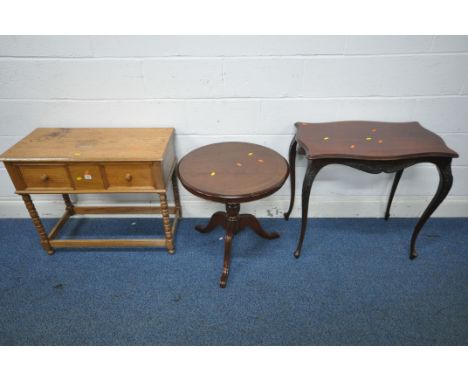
[177, 142, 289, 203]
[0, 127, 174, 162]
[295, 121, 458, 161]
[0, 128, 176, 195]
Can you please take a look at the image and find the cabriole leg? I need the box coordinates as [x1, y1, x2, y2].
[385, 169, 403, 220]
[410, 159, 453, 259]
[294, 160, 324, 258]
[238, 214, 279, 239]
[195, 211, 226, 233]
[284, 135, 297, 220]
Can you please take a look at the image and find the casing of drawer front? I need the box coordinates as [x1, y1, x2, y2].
[9, 162, 163, 193]
[18, 164, 73, 190]
[104, 163, 155, 190]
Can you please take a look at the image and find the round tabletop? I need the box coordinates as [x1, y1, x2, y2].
[177, 142, 289, 203]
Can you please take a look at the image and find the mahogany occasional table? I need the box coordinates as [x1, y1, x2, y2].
[284, 121, 458, 259]
[0, 128, 181, 255]
[177, 142, 289, 288]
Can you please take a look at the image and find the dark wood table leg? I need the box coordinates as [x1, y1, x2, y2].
[294, 160, 325, 258]
[220, 203, 240, 288]
[384, 169, 403, 220]
[410, 158, 453, 259]
[196, 204, 281, 287]
[239, 214, 280, 239]
[284, 135, 297, 220]
[21, 194, 55, 255]
[195, 211, 226, 233]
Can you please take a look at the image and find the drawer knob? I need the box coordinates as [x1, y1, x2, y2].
[125, 173, 132, 181]
[41, 174, 49, 181]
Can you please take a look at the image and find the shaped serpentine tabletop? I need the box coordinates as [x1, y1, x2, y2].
[295, 121, 458, 161]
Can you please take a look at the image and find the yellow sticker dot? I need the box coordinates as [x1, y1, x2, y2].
[366, 137, 372, 141]
[74, 152, 81, 156]
[257, 159, 264, 163]
[236, 162, 242, 167]
[210, 171, 216, 176]
[323, 137, 329, 141]
[76, 176, 82, 181]
[248, 152, 254, 156]
[378, 139, 383, 144]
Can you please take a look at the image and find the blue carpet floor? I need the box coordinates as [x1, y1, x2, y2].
[0, 217, 467, 345]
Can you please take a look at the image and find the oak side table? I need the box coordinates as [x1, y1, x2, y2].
[0, 128, 181, 255]
[284, 121, 458, 259]
[177, 142, 289, 287]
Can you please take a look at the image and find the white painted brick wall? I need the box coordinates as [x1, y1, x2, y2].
[0, 36, 467, 218]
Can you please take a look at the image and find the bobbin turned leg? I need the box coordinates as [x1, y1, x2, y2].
[172, 170, 182, 218]
[22, 194, 55, 255]
[62, 194, 75, 216]
[159, 192, 175, 254]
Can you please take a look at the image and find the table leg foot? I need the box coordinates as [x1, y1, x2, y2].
[410, 249, 418, 260]
[294, 249, 301, 258]
[220, 272, 228, 288]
